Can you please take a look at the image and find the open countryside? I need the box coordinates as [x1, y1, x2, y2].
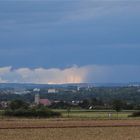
[0, 0, 140, 139]
[1, 107, 140, 140]
[1, 85, 140, 140]
[1, 118, 140, 140]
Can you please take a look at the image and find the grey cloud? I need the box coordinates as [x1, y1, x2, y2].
[0, 0, 139, 29]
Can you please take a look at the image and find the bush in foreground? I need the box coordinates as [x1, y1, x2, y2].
[129, 111, 140, 117]
[3, 108, 61, 118]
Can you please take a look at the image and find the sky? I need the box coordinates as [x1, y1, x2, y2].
[0, 0, 140, 84]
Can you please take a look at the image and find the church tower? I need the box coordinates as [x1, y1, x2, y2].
[35, 93, 40, 105]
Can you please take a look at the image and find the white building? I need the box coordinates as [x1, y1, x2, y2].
[0, 101, 8, 108]
[48, 89, 58, 93]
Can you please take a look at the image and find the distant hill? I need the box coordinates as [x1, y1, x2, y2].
[0, 83, 49, 89]
[0, 82, 139, 89]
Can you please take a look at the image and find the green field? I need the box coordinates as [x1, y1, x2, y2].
[0, 109, 139, 119]
[53, 109, 136, 119]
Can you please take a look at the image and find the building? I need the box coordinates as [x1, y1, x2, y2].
[48, 89, 58, 93]
[34, 93, 51, 106]
[0, 101, 9, 108]
[35, 93, 40, 105]
[39, 99, 51, 106]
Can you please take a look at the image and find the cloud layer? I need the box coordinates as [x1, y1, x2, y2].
[0, 65, 140, 84]
[0, 66, 89, 84]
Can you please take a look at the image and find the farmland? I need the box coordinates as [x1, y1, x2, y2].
[0, 109, 136, 120]
[54, 109, 135, 119]
[0, 119, 140, 140]
[1, 127, 140, 140]
[0, 110, 140, 140]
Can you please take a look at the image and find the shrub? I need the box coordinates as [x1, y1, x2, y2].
[4, 108, 61, 118]
[9, 99, 29, 110]
[129, 111, 140, 117]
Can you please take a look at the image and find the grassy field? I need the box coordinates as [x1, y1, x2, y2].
[53, 109, 135, 119]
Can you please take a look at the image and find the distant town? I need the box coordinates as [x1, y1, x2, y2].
[1, 83, 140, 110]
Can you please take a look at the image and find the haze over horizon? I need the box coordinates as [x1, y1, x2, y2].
[0, 0, 140, 84]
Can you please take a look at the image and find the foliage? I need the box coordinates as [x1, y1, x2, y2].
[129, 111, 140, 117]
[112, 99, 123, 112]
[9, 99, 29, 110]
[79, 98, 104, 109]
[4, 108, 61, 118]
[4, 99, 60, 118]
[49, 101, 72, 109]
[79, 99, 90, 109]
